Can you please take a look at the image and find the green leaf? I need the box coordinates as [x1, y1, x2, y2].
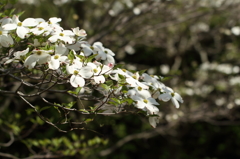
[100, 83, 110, 90]
[84, 118, 93, 123]
[68, 87, 82, 95]
[85, 53, 98, 63]
[89, 106, 97, 111]
[121, 85, 129, 93]
[105, 80, 113, 86]
[63, 137, 74, 149]
[79, 109, 89, 113]
[36, 116, 44, 125]
[118, 73, 125, 80]
[38, 106, 51, 113]
[123, 98, 133, 105]
[111, 98, 121, 104]
[139, 69, 147, 75]
[71, 133, 78, 141]
[16, 10, 25, 17]
[52, 138, 61, 148]
[68, 50, 75, 63]
[32, 140, 39, 147]
[113, 64, 124, 69]
[65, 101, 76, 108]
[161, 76, 173, 82]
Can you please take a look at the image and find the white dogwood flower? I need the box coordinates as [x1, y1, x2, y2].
[24, 49, 52, 69]
[48, 29, 74, 44]
[48, 44, 68, 70]
[72, 27, 87, 37]
[30, 21, 52, 36]
[4, 48, 29, 64]
[87, 61, 112, 84]
[0, 27, 13, 47]
[158, 87, 183, 108]
[2, 15, 38, 39]
[66, 60, 93, 87]
[131, 94, 159, 115]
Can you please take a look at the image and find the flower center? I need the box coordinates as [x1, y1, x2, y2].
[93, 68, 98, 73]
[73, 70, 79, 75]
[143, 99, 148, 104]
[59, 33, 64, 36]
[17, 22, 22, 26]
[122, 69, 126, 72]
[171, 92, 175, 97]
[0, 31, 2, 35]
[38, 27, 44, 31]
[90, 46, 94, 50]
[54, 55, 59, 59]
[36, 51, 42, 55]
[138, 86, 142, 91]
[132, 75, 137, 79]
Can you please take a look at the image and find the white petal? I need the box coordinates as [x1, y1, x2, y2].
[24, 56, 37, 69]
[0, 35, 13, 47]
[81, 44, 93, 56]
[67, 41, 82, 51]
[171, 98, 180, 108]
[158, 93, 171, 102]
[127, 89, 138, 97]
[56, 44, 68, 55]
[66, 64, 76, 74]
[59, 56, 68, 63]
[14, 48, 29, 58]
[149, 117, 158, 128]
[138, 89, 151, 99]
[70, 75, 85, 87]
[17, 26, 29, 39]
[4, 59, 14, 64]
[1, 17, 13, 26]
[163, 86, 173, 93]
[126, 77, 137, 87]
[48, 58, 60, 70]
[93, 42, 103, 48]
[63, 30, 74, 36]
[94, 75, 105, 84]
[48, 35, 58, 43]
[135, 101, 145, 109]
[152, 91, 160, 99]
[49, 17, 61, 24]
[22, 18, 38, 27]
[148, 98, 159, 105]
[104, 48, 115, 56]
[146, 104, 159, 115]
[105, 54, 115, 65]
[36, 54, 51, 64]
[101, 65, 112, 74]
[2, 23, 17, 30]
[136, 81, 149, 89]
[174, 93, 183, 103]
[95, 50, 106, 60]
[79, 66, 93, 78]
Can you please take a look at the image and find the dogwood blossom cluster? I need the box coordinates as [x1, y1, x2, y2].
[0, 15, 183, 128]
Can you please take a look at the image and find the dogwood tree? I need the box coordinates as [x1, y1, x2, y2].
[0, 1, 183, 157]
[0, 13, 183, 128]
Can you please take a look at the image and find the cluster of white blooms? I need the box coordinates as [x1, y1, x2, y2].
[0, 15, 183, 128]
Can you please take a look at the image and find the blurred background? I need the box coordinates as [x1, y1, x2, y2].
[2, 0, 240, 158]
